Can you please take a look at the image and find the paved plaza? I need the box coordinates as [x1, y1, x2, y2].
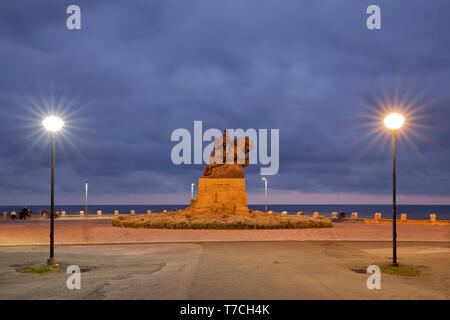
[0, 219, 448, 246]
[0, 220, 448, 299]
[0, 241, 448, 299]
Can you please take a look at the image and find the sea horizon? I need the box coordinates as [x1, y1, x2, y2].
[2, 204, 449, 220]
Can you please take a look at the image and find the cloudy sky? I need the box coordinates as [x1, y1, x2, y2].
[0, 0, 449, 205]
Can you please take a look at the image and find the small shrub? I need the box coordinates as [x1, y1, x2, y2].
[382, 267, 421, 277]
[21, 266, 60, 275]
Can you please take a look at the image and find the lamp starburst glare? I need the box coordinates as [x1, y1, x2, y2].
[43, 116, 64, 132]
[384, 113, 405, 130]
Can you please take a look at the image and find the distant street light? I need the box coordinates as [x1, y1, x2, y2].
[191, 183, 195, 201]
[42, 116, 64, 266]
[261, 177, 268, 212]
[384, 112, 405, 266]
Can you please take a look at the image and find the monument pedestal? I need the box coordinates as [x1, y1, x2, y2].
[186, 178, 249, 215]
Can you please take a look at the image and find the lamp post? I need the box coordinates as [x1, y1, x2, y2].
[261, 177, 268, 212]
[42, 116, 64, 266]
[85, 181, 88, 215]
[191, 183, 195, 200]
[384, 112, 405, 267]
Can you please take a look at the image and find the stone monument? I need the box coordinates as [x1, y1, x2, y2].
[183, 129, 253, 215]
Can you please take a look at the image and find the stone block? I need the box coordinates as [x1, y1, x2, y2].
[186, 178, 249, 215]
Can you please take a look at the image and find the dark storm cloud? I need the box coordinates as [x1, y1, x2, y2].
[0, 0, 449, 203]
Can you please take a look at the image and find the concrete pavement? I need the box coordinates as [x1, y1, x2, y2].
[0, 241, 448, 299]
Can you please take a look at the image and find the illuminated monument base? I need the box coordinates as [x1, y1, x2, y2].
[184, 178, 250, 215]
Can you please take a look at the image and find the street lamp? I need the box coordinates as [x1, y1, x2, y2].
[85, 181, 88, 215]
[384, 112, 404, 266]
[42, 116, 64, 266]
[191, 183, 195, 201]
[261, 177, 268, 212]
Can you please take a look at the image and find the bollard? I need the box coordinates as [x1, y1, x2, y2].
[297, 211, 304, 216]
[61, 211, 66, 216]
[374, 212, 382, 219]
[281, 211, 288, 215]
[430, 213, 436, 221]
[330, 212, 338, 219]
[97, 210, 102, 215]
[313, 211, 320, 218]
[401, 213, 407, 221]
[147, 210, 152, 215]
[114, 210, 119, 215]
[131, 210, 135, 215]
[3, 212, 7, 217]
[80, 210, 84, 216]
[351, 212, 358, 219]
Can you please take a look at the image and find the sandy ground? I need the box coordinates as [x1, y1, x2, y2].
[0, 219, 448, 246]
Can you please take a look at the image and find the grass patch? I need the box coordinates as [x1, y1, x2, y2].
[382, 267, 421, 277]
[21, 266, 60, 275]
[112, 211, 332, 230]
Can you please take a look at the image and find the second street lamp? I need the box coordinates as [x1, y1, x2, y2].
[42, 116, 64, 266]
[261, 177, 268, 212]
[85, 181, 88, 215]
[384, 112, 405, 267]
[191, 183, 195, 201]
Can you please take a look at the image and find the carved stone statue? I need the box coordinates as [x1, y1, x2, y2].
[202, 129, 253, 178]
[183, 129, 253, 215]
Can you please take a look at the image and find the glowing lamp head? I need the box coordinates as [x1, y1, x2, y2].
[191, 183, 195, 187]
[43, 116, 64, 132]
[384, 113, 405, 130]
[261, 177, 267, 181]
